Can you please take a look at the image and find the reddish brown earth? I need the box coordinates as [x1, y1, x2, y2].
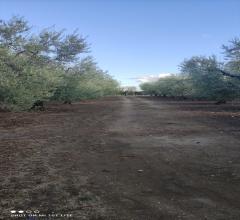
[0, 96, 240, 220]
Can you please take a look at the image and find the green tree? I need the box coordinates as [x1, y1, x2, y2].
[0, 16, 119, 110]
[180, 56, 238, 100]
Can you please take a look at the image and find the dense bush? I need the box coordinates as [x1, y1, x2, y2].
[0, 16, 119, 110]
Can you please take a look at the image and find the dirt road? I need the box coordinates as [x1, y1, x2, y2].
[1, 97, 240, 219]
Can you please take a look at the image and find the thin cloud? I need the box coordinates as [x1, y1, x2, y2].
[133, 72, 174, 84]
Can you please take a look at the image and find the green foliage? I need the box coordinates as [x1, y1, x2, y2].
[223, 38, 240, 73]
[0, 48, 63, 109]
[0, 16, 119, 110]
[141, 45, 240, 101]
[52, 57, 120, 101]
[180, 56, 239, 100]
[140, 75, 190, 97]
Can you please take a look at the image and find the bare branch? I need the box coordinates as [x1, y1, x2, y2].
[216, 68, 240, 80]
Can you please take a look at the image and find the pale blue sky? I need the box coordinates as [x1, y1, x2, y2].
[0, 0, 239, 86]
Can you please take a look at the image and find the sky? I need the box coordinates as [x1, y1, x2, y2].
[0, 0, 240, 87]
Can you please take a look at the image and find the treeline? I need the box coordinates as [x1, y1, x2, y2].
[0, 16, 119, 110]
[140, 39, 240, 101]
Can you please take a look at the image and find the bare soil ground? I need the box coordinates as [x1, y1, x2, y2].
[1, 96, 240, 220]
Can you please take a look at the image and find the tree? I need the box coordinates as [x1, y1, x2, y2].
[141, 55, 239, 101]
[0, 16, 119, 110]
[52, 56, 119, 101]
[223, 38, 240, 73]
[140, 82, 158, 95]
[0, 16, 88, 67]
[140, 75, 190, 97]
[180, 56, 238, 100]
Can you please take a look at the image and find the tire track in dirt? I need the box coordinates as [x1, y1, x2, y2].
[99, 96, 240, 220]
[1, 97, 240, 220]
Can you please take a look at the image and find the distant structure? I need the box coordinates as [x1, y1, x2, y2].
[120, 86, 143, 96]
